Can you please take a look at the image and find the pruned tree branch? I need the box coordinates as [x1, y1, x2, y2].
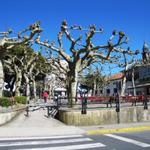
[36, 20, 138, 106]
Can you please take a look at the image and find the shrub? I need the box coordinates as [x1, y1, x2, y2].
[15, 96, 27, 104]
[3, 90, 12, 97]
[0, 97, 11, 107]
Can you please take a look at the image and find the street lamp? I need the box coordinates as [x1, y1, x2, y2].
[79, 84, 89, 114]
[144, 94, 148, 110]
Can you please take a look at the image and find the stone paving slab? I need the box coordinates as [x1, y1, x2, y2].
[0, 126, 85, 137]
[0, 109, 85, 137]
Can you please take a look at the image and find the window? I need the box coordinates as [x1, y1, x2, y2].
[114, 88, 117, 93]
[106, 89, 110, 94]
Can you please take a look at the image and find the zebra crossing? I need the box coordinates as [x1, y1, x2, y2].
[0, 133, 150, 150]
[0, 134, 105, 150]
[105, 134, 150, 148]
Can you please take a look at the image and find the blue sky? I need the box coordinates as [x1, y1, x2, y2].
[1, 0, 150, 73]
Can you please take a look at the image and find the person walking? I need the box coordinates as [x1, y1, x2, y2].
[109, 95, 113, 107]
[43, 91, 49, 103]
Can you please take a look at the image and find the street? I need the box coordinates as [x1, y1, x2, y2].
[0, 130, 149, 150]
[89, 130, 150, 150]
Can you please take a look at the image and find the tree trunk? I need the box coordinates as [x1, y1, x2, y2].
[67, 80, 78, 107]
[121, 63, 133, 96]
[121, 75, 126, 96]
[67, 70, 78, 107]
[31, 78, 37, 100]
[48, 85, 52, 100]
[0, 60, 4, 97]
[132, 69, 136, 96]
[24, 74, 30, 101]
[51, 86, 55, 98]
[93, 80, 96, 96]
[15, 70, 22, 96]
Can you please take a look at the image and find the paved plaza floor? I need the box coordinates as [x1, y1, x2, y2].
[0, 109, 85, 137]
[0, 99, 150, 138]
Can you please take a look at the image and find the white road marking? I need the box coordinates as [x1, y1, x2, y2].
[0, 134, 83, 141]
[14, 143, 106, 150]
[105, 134, 150, 147]
[0, 138, 92, 147]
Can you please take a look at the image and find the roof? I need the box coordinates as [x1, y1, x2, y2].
[106, 72, 124, 81]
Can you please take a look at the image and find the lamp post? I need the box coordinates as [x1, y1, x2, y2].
[79, 84, 89, 115]
[81, 90, 88, 114]
[115, 90, 120, 123]
[144, 94, 148, 110]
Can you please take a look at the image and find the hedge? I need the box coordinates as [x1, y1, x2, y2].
[0, 97, 11, 107]
[15, 96, 27, 104]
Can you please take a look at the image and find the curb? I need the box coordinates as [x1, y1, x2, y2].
[87, 126, 150, 135]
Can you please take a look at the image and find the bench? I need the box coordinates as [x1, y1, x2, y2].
[121, 95, 145, 106]
[78, 96, 113, 107]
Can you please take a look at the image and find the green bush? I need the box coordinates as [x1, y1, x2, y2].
[0, 97, 11, 107]
[15, 96, 27, 104]
[3, 90, 12, 97]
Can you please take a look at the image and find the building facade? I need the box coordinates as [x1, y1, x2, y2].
[126, 64, 150, 96]
[103, 73, 124, 96]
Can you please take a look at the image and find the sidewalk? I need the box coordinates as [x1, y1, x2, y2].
[0, 109, 85, 138]
[0, 105, 150, 137]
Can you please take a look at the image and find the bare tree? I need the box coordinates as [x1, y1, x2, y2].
[28, 53, 50, 100]
[36, 20, 137, 107]
[3, 54, 23, 96]
[142, 41, 150, 63]
[3, 45, 46, 100]
[119, 49, 139, 96]
[79, 67, 105, 96]
[0, 22, 42, 97]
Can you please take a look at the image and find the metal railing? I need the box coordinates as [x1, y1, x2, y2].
[53, 95, 149, 112]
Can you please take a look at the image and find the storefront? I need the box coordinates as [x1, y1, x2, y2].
[127, 83, 150, 96]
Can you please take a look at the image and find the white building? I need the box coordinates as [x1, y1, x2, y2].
[103, 73, 124, 96]
[44, 59, 68, 96]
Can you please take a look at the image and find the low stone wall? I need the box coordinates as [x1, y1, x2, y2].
[58, 106, 150, 126]
[0, 111, 18, 126]
[0, 105, 25, 126]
